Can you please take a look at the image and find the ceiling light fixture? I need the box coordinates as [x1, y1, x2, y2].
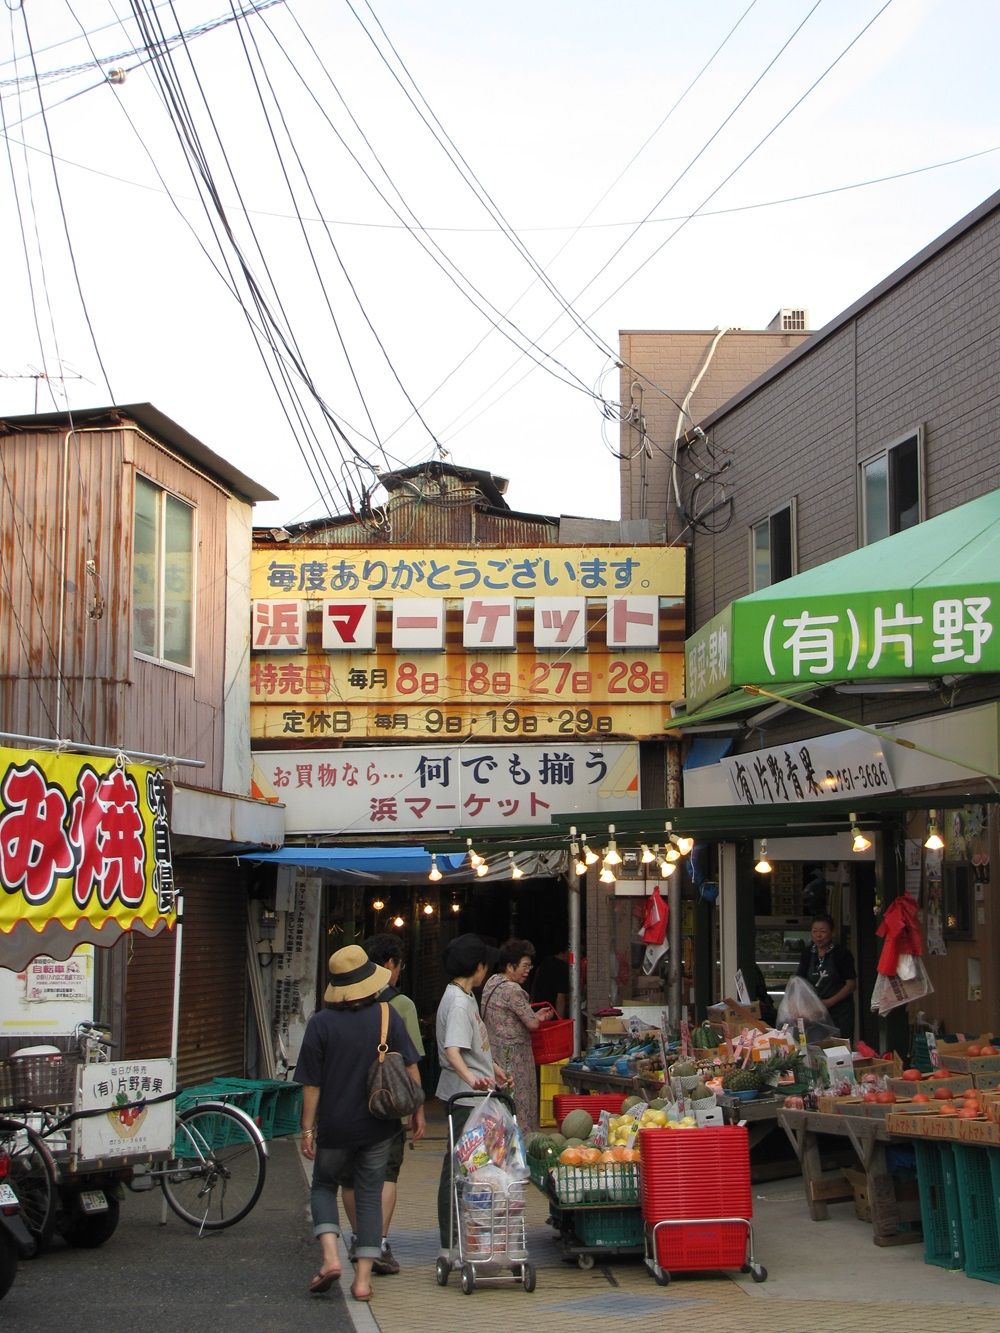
[476, 861, 489, 877]
[428, 854, 442, 883]
[754, 840, 773, 875]
[924, 811, 944, 851]
[466, 837, 485, 869]
[422, 901, 434, 916]
[391, 915, 405, 928]
[850, 813, 872, 854]
[640, 844, 655, 864]
[508, 851, 524, 880]
[372, 897, 385, 912]
[582, 835, 598, 866]
[599, 863, 617, 885]
[603, 825, 622, 867]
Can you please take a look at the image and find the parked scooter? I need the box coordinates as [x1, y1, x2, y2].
[0, 1148, 36, 1300]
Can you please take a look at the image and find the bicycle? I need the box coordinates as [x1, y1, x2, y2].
[0, 1024, 267, 1248]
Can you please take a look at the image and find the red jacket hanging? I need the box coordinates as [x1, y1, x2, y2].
[640, 886, 669, 945]
[876, 895, 923, 976]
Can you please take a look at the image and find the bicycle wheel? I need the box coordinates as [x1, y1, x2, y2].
[161, 1104, 266, 1230]
[0, 1119, 58, 1253]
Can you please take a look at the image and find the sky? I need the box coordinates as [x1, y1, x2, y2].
[0, 0, 997, 529]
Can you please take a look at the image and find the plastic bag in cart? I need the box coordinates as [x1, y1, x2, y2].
[453, 1093, 529, 1180]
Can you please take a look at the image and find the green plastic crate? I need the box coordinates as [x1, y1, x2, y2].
[266, 1081, 303, 1136]
[572, 1206, 644, 1248]
[914, 1140, 964, 1269]
[955, 1145, 1000, 1284]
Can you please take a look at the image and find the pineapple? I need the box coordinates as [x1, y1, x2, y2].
[722, 1051, 801, 1094]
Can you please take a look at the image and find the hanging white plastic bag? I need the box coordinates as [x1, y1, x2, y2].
[896, 953, 918, 982]
[453, 1093, 529, 1180]
[870, 960, 933, 1015]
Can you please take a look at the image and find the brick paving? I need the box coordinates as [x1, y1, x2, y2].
[299, 1109, 1000, 1333]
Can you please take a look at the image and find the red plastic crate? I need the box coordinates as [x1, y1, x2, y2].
[531, 1016, 574, 1064]
[653, 1220, 748, 1271]
[640, 1126, 752, 1221]
[552, 1093, 628, 1124]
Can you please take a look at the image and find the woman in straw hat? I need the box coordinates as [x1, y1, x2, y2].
[295, 944, 424, 1302]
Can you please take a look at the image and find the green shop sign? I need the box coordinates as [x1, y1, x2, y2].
[732, 586, 999, 686]
[684, 606, 733, 710]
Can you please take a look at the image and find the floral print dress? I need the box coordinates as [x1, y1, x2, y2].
[481, 974, 538, 1133]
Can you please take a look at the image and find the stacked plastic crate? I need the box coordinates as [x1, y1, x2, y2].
[640, 1125, 753, 1274]
[538, 1060, 570, 1128]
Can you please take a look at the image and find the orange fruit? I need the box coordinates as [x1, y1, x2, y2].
[559, 1147, 583, 1166]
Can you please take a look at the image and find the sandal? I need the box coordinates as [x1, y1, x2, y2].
[309, 1269, 341, 1294]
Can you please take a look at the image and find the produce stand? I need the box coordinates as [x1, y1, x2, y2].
[778, 1108, 921, 1247]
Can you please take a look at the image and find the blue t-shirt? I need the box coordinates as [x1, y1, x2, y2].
[295, 1001, 419, 1148]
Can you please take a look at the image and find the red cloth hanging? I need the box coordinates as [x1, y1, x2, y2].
[875, 895, 924, 976]
[640, 886, 669, 945]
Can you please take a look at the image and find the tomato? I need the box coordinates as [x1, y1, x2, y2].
[911, 1093, 931, 1103]
[938, 1103, 959, 1116]
[901, 1068, 922, 1082]
[863, 1090, 879, 1103]
[931, 1069, 953, 1079]
[874, 1090, 897, 1104]
[979, 1045, 999, 1056]
[958, 1106, 981, 1119]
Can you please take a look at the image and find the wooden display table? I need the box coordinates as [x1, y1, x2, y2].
[778, 1109, 921, 1247]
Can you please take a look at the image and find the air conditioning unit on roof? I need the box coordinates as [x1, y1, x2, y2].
[768, 307, 808, 332]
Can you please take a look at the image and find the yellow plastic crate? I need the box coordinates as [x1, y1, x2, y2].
[539, 1058, 570, 1089]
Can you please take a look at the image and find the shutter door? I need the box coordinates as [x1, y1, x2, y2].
[124, 861, 247, 1086]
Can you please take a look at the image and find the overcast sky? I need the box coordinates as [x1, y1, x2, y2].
[0, 0, 997, 528]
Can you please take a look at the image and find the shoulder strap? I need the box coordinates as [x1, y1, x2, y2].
[377, 1001, 389, 1063]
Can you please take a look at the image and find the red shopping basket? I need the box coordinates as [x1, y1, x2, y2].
[531, 1006, 575, 1063]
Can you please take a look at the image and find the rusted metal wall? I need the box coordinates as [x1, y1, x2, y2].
[0, 422, 231, 789]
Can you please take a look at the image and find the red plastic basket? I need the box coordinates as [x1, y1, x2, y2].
[654, 1220, 748, 1271]
[531, 1014, 575, 1064]
[640, 1126, 752, 1221]
[552, 1093, 628, 1124]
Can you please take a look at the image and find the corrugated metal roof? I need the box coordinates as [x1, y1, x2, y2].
[0, 402, 276, 503]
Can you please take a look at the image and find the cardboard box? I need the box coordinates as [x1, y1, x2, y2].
[596, 1018, 627, 1037]
[888, 1073, 972, 1097]
[844, 1167, 872, 1222]
[813, 1043, 854, 1086]
[835, 1097, 925, 1119]
[707, 999, 768, 1038]
[854, 1054, 904, 1079]
[884, 1111, 964, 1141]
[956, 1116, 1000, 1146]
[973, 1070, 1000, 1090]
[940, 1051, 1000, 1074]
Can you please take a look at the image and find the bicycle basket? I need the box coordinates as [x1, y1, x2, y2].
[9, 1053, 80, 1107]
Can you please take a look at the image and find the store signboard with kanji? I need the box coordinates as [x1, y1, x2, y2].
[251, 742, 640, 834]
[683, 606, 733, 711]
[249, 546, 686, 741]
[733, 586, 999, 685]
[721, 731, 895, 807]
[74, 1059, 176, 1161]
[0, 747, 176, 971]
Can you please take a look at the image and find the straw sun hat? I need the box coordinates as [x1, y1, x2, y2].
[324, 944, 391, 1004]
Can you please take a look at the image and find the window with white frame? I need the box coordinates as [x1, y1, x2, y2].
[860, 427, 924, 545]
[132, 474, 195, 669]
[750, 499, 796, 590]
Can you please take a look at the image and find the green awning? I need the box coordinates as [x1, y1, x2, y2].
[668, 682, 819, 730]
[686, 487, 1000, 700]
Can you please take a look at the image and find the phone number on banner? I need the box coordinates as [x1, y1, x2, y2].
[251, 701, 670, 740]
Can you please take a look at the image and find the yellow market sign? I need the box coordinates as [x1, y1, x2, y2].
[0, 747, 176, 969]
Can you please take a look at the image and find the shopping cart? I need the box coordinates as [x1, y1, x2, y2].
[435, 1091, 536, 1295]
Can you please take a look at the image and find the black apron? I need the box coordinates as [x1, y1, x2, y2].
[806, 946, 853, 1038]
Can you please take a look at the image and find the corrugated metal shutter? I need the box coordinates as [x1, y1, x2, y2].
[124, 862, 247, 1086]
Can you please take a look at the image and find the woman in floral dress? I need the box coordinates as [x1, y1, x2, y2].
[480, 939, 554, 1134]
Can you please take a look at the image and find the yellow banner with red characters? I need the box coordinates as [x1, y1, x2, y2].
[0, 747, 176, 970]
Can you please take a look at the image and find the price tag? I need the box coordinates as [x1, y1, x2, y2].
[734, 969, 750, 1005]
[926, 1032, 940, 1069]
[0, 1182, 18, 1206]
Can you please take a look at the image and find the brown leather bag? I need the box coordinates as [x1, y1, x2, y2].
[367, 1002, 425, 1120]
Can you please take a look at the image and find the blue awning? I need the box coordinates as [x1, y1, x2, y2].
[238, 847, 467, 875]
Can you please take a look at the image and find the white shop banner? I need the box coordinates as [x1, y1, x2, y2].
[255, 742, 640, 834]
[723, 730, 895, 807]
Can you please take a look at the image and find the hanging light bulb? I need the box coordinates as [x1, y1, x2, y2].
[574, 849, 588, 877]
[640, 843, 655, 864]
[659, 859, 676, 878]
[508, 851, 524, 880]
[664, 844, 680, 863]
[372, 897, 385, 912]
[924, 811, 944, 851]
[391, 914, 405, 928]
[582, 834, 598, 866]
[422, 901, 435, 916]
[466, 837, 484, 869]
[674, 835, 695, 856]
[428, 853, 443, 883]
[754, 840, 773, 875]
[850, 813, 872, 854]
[603, 824, 622, 867]
[599, 863, 616, 884]
[450, 898, 461, 914]
[476, 860, 489, 877]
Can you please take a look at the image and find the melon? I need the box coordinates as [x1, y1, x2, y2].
[561, 1109, 595, 1140]
[547, 1131, 567, 1149]
[565, 1136, 584, 1148]
[621, 1095, 644, 1112]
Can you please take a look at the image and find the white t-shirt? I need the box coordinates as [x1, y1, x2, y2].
[435, 983, 494, 1102]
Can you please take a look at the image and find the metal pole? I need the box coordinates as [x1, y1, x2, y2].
[0, 731, 205, 768]
[568, 871, 581, 1054]
[161, 884, 184, 1226]
[667, 873, 681, 1028]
